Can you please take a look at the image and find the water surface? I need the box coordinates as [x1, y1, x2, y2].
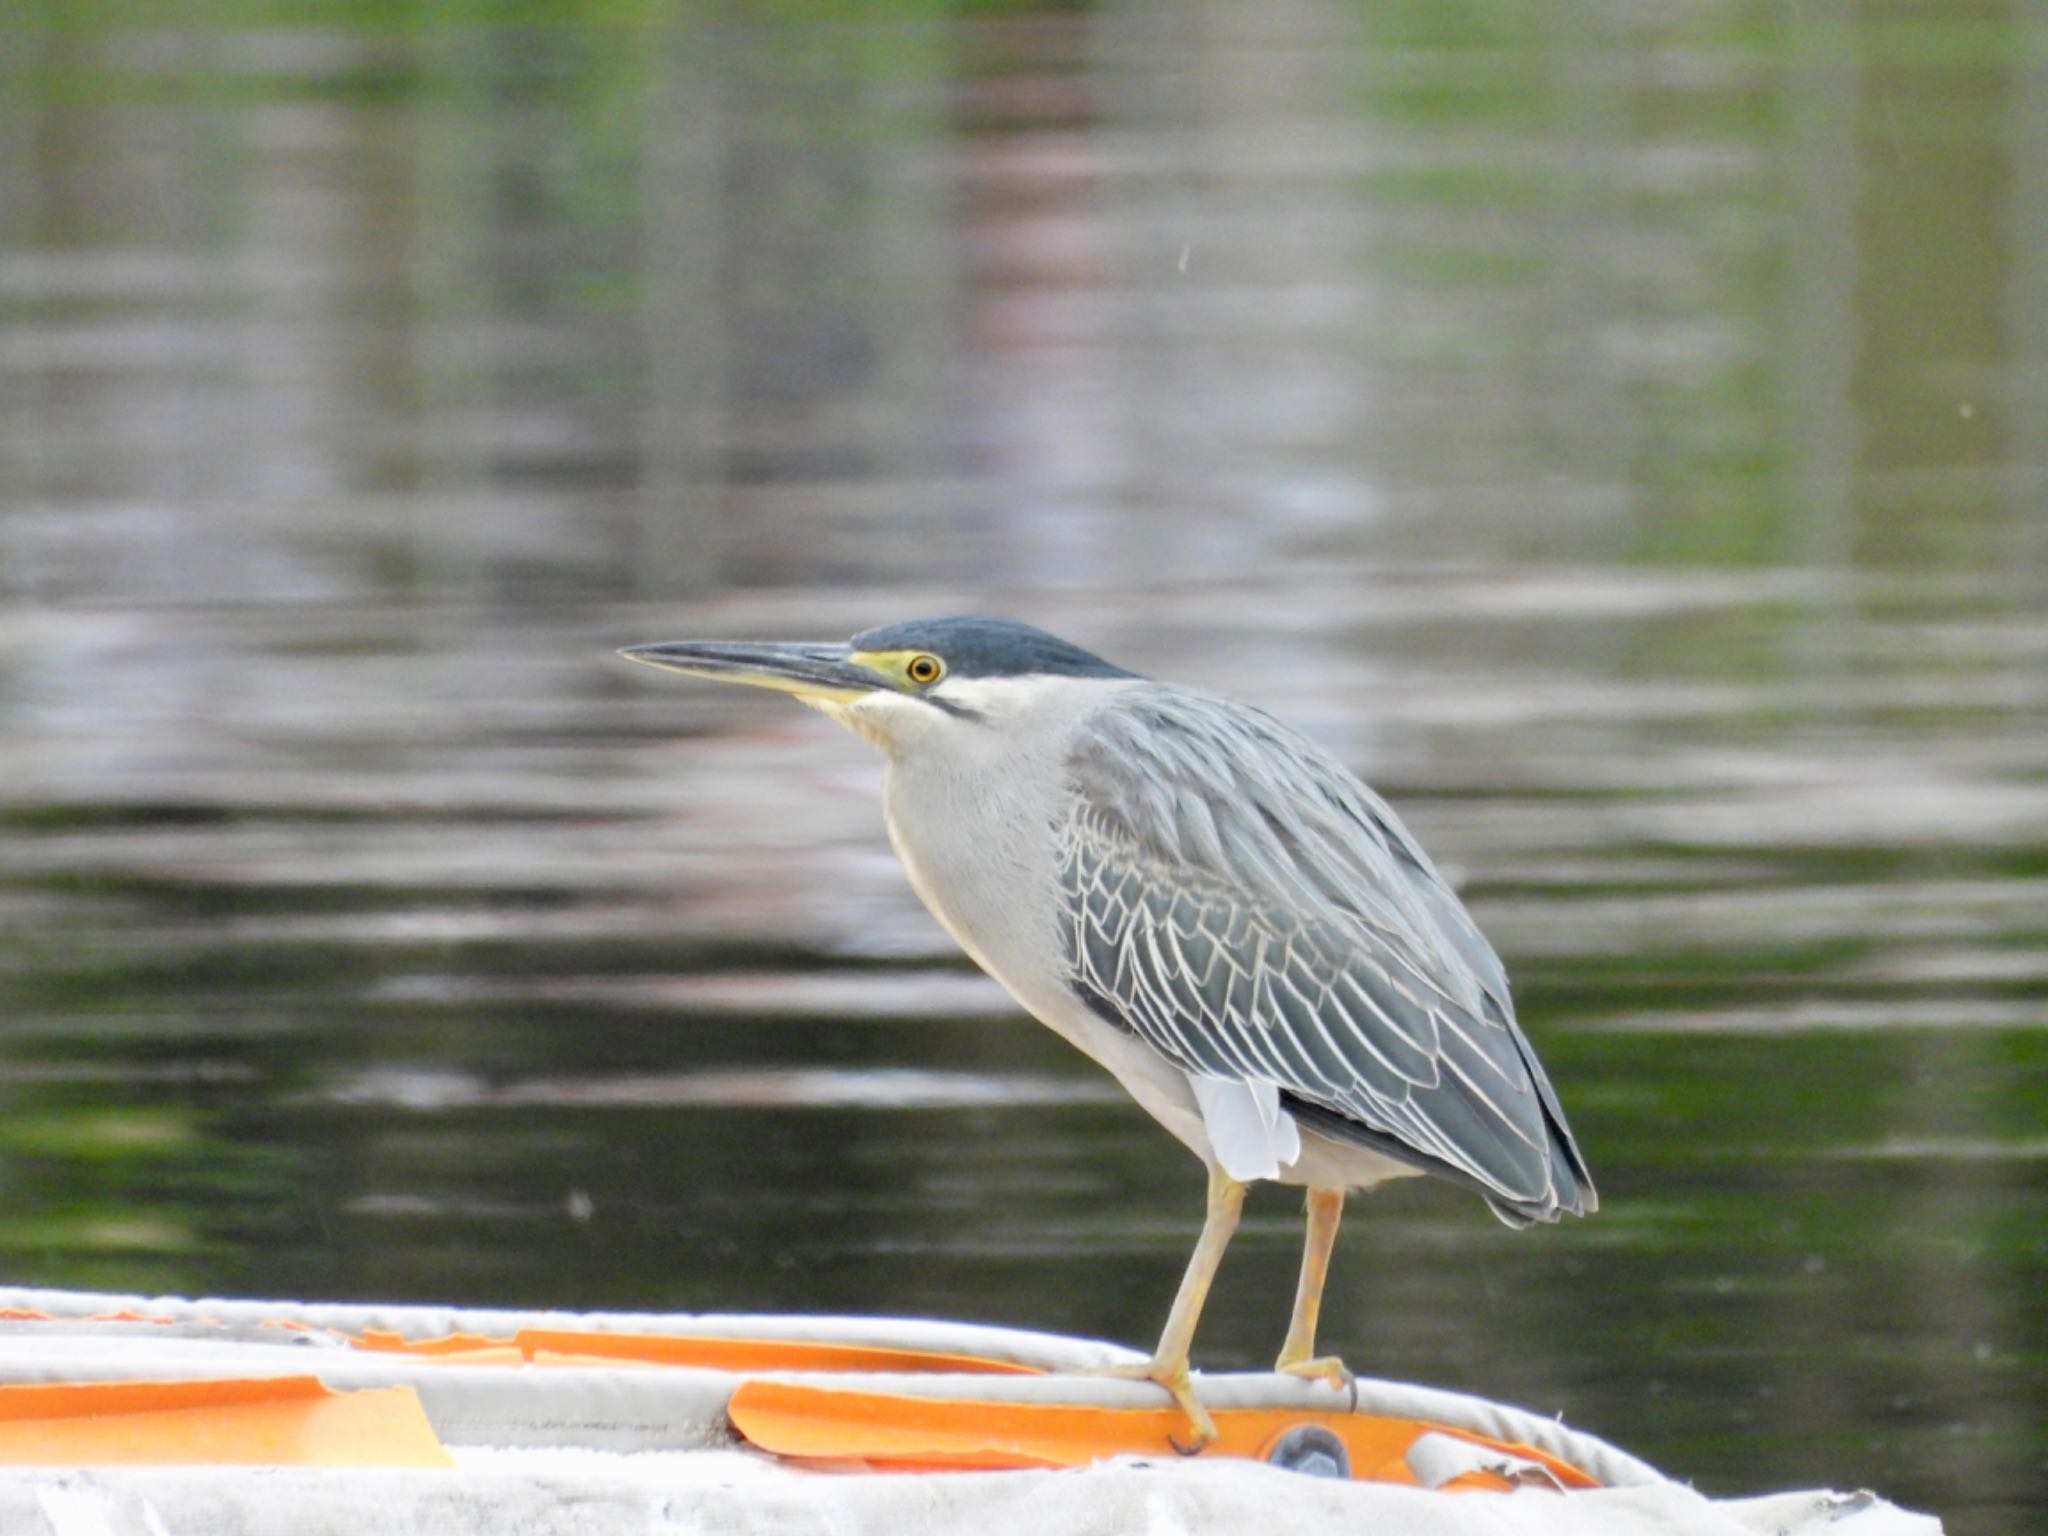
[2, 5, 2044, 1531]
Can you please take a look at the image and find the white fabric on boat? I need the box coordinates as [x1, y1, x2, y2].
[1407, 1431, 1567, 1490]
[0, 1453, 1942, 1536]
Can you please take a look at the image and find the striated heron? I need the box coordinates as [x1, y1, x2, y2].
[622, 615, 1595, 1449]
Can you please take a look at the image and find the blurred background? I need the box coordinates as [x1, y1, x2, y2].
[1, 1, 2043, 1529]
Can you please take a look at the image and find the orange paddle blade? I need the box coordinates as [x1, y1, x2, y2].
[727, 1378, 1601, 1488]
[0, 1375, 452, 1467]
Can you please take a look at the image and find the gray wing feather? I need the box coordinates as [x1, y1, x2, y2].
[1059, 686, 1592, 1219]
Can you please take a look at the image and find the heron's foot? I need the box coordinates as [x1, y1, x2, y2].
[1084, 1359, 1218, 1453]
[1274, 1350, 1354, 1394]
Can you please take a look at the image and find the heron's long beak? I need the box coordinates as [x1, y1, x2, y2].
[618, 640, 891, 703]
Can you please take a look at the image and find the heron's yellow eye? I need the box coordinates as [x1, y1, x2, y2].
[906, 654, 944, 686]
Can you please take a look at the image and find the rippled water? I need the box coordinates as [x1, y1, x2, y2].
[2, 6, 2045, 1532]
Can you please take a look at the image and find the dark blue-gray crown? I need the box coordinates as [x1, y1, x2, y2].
[852, 616, 1137, 681]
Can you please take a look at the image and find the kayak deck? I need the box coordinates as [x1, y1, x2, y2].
[0, 1286, 1937, 1536]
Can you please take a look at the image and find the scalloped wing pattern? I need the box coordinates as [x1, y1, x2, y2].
[1057, 689, 1591, 1219]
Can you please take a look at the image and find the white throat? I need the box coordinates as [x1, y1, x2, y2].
[805, 673, 1105, 758]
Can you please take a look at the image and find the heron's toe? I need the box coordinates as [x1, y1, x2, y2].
[1083, 1359, 1218, 1453]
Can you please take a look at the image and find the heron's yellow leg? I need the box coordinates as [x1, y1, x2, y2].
[1092, 1165, 1245, 1453]
[1274, 1185, 1351, 1390]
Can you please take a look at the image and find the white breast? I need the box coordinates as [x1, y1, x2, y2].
[857, 678, 1212, 1154]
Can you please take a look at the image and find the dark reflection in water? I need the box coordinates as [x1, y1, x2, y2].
[1, 5, 2044, 1534]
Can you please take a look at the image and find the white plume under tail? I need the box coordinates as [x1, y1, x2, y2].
[1189, 1074, 1301, 1181]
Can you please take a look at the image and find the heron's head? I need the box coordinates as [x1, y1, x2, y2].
[621, 615, 1138, 753]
